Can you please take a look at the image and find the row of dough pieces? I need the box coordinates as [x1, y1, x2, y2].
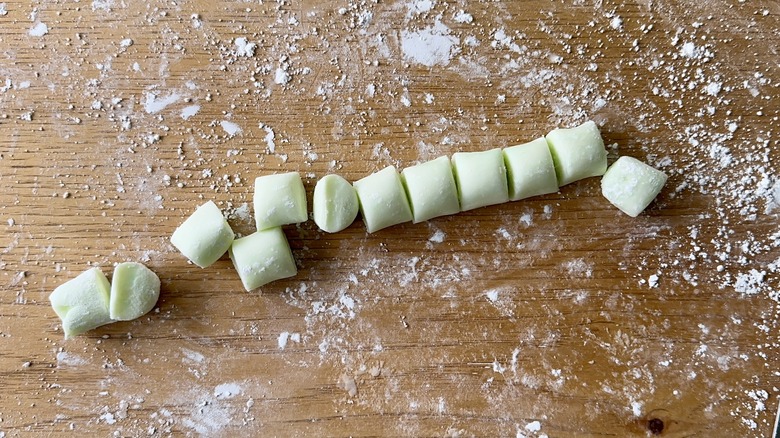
[171, 120, 668, 293]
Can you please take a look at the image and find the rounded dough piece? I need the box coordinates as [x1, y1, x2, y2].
[109, 262, 161, 321]
[401, 156, 460, 223]
[171, 200, 234, 268]
[451, 148, 509, 211]
[253, 172, 308, 231]
[229, 227, 297, 291]
[313, 174, 359, 233]
[503, 137, 559, 201]
[545, 120, 608, 186]
[49, 267, 113, 338]
[601, 156, 667, 217]
[353, 166, 413, 233]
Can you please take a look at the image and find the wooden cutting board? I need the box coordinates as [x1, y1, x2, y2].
[1, 0, 778, 436]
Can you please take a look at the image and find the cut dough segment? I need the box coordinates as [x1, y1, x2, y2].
[353, 166, 413, 233]
[546, 120, 608, 186]
[451, 148, 509, 211]
[109, 262, 161, 321]
[601, 156, 667, 217]
[401, 156, 460, 223]
[171, 200, 234, 268]
[503, 137, 559, 201]
[313, 174, 359, 233]
[49, 267, 113, 338]
[253, 172, 308, 231]
[229, 227, 297, 291]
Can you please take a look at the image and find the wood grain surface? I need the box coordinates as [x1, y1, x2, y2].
[1, 0, 779, 436]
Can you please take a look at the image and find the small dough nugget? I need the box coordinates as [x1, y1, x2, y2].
[451, 148, 509, 211]
[313, 174, 359, 233]
[601, 156, 667, 217]
[254, 172, 308, 231]
[229, 227, 297, 291]
[109, 262, 161, 321]
[503, 137, 559, 201]
[353, 166, 413, 233]
[546, 120, 608, 186]
[49, 267, 113, 338]
[401, 156, 460, 223]
[171, 201, 234, 268]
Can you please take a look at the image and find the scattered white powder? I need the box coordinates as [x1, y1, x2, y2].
[609, 16, 623, 30]
[213, 383, 242, 399]
[485, 289, 499, 302]
[705, 81, 722, 96]
[119, 38, 133, 48]
[220, 120, 242, 136]
[733, 270, 765, 295]
[631, 401, 643, 416]
[274, 67, 290, 85]
[278, 331, 289, 349]
[56, 351, 87, 366]
[259, 123, 276, 152]
[180, 105, 200, 120]
[648, 274, 659, 288]
[525, 420, 541, 432]
[143, 91, 180, 114]
[28, 22, 48, 37]
[234, 37, 256, 57]
[400, 20, 459, 67]
[428, 229, 445, 243]
[679, 41, 699, 58]
[453, 10, 473, 24]
[0, 3, 8, 16]
[406, 0, 434, 16]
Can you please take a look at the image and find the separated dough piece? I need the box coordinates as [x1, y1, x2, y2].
[401, 156, 460, 223]
[503, 137, 560, 201]
[229, 227, 297, 291]
[353, 166, 413, 233]
[49, 267, 113, 338]
[451, 148, 509, 211]
[109, 262, 161, 321]
[601, 156, 667, 217]
[313, 174, 359, 233]
[253, 172, 308, 231]
[171, 200, 234, 268]
[546, 120, 608, 186]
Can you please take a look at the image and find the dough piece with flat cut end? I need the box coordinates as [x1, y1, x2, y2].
[353, 166, 413, 233]
[313, 174, 359, 233]
[253, 172, 308, 231]
[601, 156, 667, 217]
[49, 267, 113, 338]
[451, 148, 509, 211]
[546, 120, 608, 186]
[401, 156, 460, 223]
[229, 227, 297, 291]
[503, 137, 559, 201]
[171, 200, 234, 268]
[109, 262, 161, 321]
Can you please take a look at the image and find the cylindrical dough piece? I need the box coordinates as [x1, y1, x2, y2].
[229, 227, 297, 291]
[171, 200, 234, 268]
[451, 148, 509, 211]
[401, 156, 460, 223]
[109, 262, 161, 321]
[353, 166, 413, 233]
[503, 137, 559, 201]
[601, 156, 667, 217]
[545, 120, 608, 186]
[253, 172, 308, 231]
[49, 267, 113, 338]
[313, 174, 359, 233]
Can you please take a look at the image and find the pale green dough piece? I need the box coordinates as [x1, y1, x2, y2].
[503, 137, 559, 201]
[601, 156, 668, 217]
[229, 227, 297, 291]
[451, 148, 509, 211]
[353, 166, 413, 233]
[171, 200, 234, 268]
[109, 262, 161, 321]
[546, 120, 608, 186]
[254, 172, 308, 231]
[401, 156, 460, 223]
[313, 174, 359, 233]
[49, 267, 113, 338]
